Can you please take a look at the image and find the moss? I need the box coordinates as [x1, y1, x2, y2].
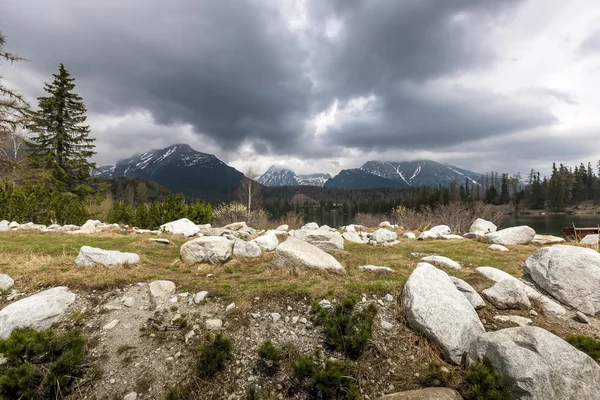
[312, 295, 378, 359]
[0, 328, 88, 399]
[462, 358, 513, 400]
[196, 332, 233, 379]
[292, 352, 359, 400]
[256, 341, 282, 376]
[566, 335, 600, 361]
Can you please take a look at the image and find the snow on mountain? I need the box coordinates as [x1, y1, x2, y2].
[92, 165, 116, 178]
[258, 166, 331, 187]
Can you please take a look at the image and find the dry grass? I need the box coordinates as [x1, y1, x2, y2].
[0, 231, 536, 303]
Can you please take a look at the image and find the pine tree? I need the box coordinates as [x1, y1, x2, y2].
[548, 163, 565, 212]
[26, 64, 96, 197]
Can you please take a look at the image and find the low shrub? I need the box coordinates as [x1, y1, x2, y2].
[256, 340, 283, 376]
[0, 327, 88, 399]
[292, 352, 359, 400]
[352, 212, 388, 228]
[196, 332, 233, 379]
[165, 383, 193, 400]
[566, 335, 600, 361]
[462, 357, 513, 400]
[312, 296, 378, 359]
[213, 202, 269, 228]
[419, 361, 455, 387]
[270, 212, 304, 230]
[245, 386, 279, 400]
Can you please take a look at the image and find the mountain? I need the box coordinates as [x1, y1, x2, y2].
[96, 144, 244, 199]
[257, 166, 331, 187]
[326, 160, 481, 189]
[92, 165, 115, 179]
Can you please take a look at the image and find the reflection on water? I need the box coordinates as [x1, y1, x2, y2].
[502, 214, 600, 236]
[303, 212, 351, 228]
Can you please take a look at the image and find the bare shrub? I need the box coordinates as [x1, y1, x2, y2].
[270, 212, 304, 230]
[353, 212, 388, 228]
[214, 202, 270, 229]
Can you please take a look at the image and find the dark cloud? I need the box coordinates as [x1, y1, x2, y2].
[2, 0, 560, 164]
[580, 28, 600, 52]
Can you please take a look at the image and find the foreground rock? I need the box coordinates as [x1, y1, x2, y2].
[402, 263, 484, 364]
[488, 244, 509, 252]
[160, 218, 200, 237]
[377, 388, 462, 400]
[274, 237, 345, 274]
[303, 230, 344, 253]
[523, 245, 600, 315]
[420, 255, 461, 270]
[580, 234, 599, 246]
[467, 326, 600, 400]
[450, 277, 485, 309]
[532, 234, 565, 245]
[180, 237, 233, 264]
[482, 279, 531, 310]
[486, 226, 535, 245]
[469, 218, 497, 233]
[149, 280, 176, 308]
[359, 265, 394, 273]
[0, 287, 77, 338]
[342, 231, 364, 244]
[370, 228, 398, 244]
[476, 266, 517, 283]
[418, 225, 451, 240]
[0, 274, 14, 292]
[229, 236, 262, 258]
[75, 246, 140, 267]
[251, 232, 279, 251]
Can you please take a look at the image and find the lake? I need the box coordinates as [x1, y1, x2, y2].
[501, 214, 600, 236]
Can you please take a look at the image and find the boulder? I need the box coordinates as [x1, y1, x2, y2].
[371, 228, 398, 243]
[273, 237, 345, 274]
[8, 221, 19, 229]
[78, 219, 102, 234]
[580, 234, 599, 246]
[302, 222, 319, 230]
[475, 266, 517, 283]
[303, 230, 344, 253]
[523, 245, 600, 315]
[532, 234, 565, 245]
[276, 224, 289, 232]
[488, 244, 509, 251]
[485, 226, 535, 245]
[520, 284, 567, 317]
[440, 234, 465, 240]
[342, 231, 364, 244]
[0, 224, 10, 232]
[222, 221, 247, 231]
[251, 232, 279, 251]
[160, 218, 200, 237]
[463, 231, 486, 240]
[402, 232, 416, 240]
[0, 287, 77, 338]
[377, 388, 462, 400]
[469, 218, 497, 233]
[493, 315, 532, 326]
[180, 236, 233, 264]
[466, 326, 600, 400]
[149, 280, 176, 307]
[229, 236, 262, 258]
[0, 274, 14, 292]
[420, 255, 461, 270]
[75, 246, 140, 267]
[402, 263, 484, 364]
[482, 279, 531, 310]
[418, 225, 451, 240]
[450, 277, 485, 309]
[359, 265, 394, 273]
[196, 224, 212, 236]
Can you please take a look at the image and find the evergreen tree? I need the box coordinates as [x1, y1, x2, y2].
[26, 64, 96, 197]
[548, 163, 565, 212]
[500, 174, 510, 204]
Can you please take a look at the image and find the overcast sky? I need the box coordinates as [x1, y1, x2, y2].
[3, 0, 600, 177]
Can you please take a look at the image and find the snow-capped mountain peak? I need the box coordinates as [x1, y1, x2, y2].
[257, 165, 331, 187]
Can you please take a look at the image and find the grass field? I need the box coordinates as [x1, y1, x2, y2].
[0, 231, 538, 301]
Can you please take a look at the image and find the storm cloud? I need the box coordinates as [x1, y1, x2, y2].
[2, 0, 600, 174]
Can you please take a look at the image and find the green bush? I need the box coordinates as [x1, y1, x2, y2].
[196, 332, 233, 379]
[312, 296, 378, 359]
[256, 341, 282, 376]
[566, 335, 600, 360]
[419, 361, 455, 387]
[292, 352, 359, 400]
[245, 386, 279, 400]
[0, 328, 88, 399]
[165, 383, 193, 400]
[462, 358, 513, 400]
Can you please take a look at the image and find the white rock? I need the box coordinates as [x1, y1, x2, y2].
[271, 313, 281, 322]
[196, 224, 212, 236]
[123, 297, 135, 308]
[103, 319, 120, 330]
[359, 265, 394, 273]
[229, 236, 262, 258]
[0, 225, 10, 232]
[579, 234, 599, 246]
[402, 232, 416, 240]
[469, 218, 497, 233]
[251, 233, 279, 252]
[418, 225, 451, 240]
[0, 287, 77, 338]
[299, 317, 308, 324]
[450, 277, 485, 310]
[180, 236, 233, 264]
[371, 228, 398, 243]
[302, 222, 319, 230]
[149, 280, 176, 308]
[475, 266, 517, 283]
[75, 219, 101, 234]
[380, 320, 393, 330]
[482, 279, 531, 310]
[485, 225, 535, 245]
[276, 224, 289, 232]
[226, 303, 236, 312]
[274, 237, 345, 274]
[420, 255, 461, 270]
[532, 234, 565, 245]
[123, 392, 138, 400]
[150, 238, 170, 245]
[303, 230, 344, 253]
[440, 234, 465, 240]
[493, 315, 532, 326]
[0, 274, 14, 292]
[576, 311, 591, 324]
[384, 294, 394, 302]
[160, 218, 200, 237]
[463, 231, 486, 240]
[523, 245, 600, 315]
[205, 319, 223, 330]
[467, 326, 600, 400]
[222, 222, 247, 231]
[488, 244, 509, 252]
[292, 316, 299, 324]
[75, 246, 140, 267]
[8, 221, 19, 229]
[194, 291, 208, 304]
[319, 299, 332, 309]
[185, 330, 195, 344]
[379, 221, 392, 227]
[402, 263, 484, 364]
[342, 231, 364, 244]
[0, 220, 8, 225]
[520, 284, 567, 317]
